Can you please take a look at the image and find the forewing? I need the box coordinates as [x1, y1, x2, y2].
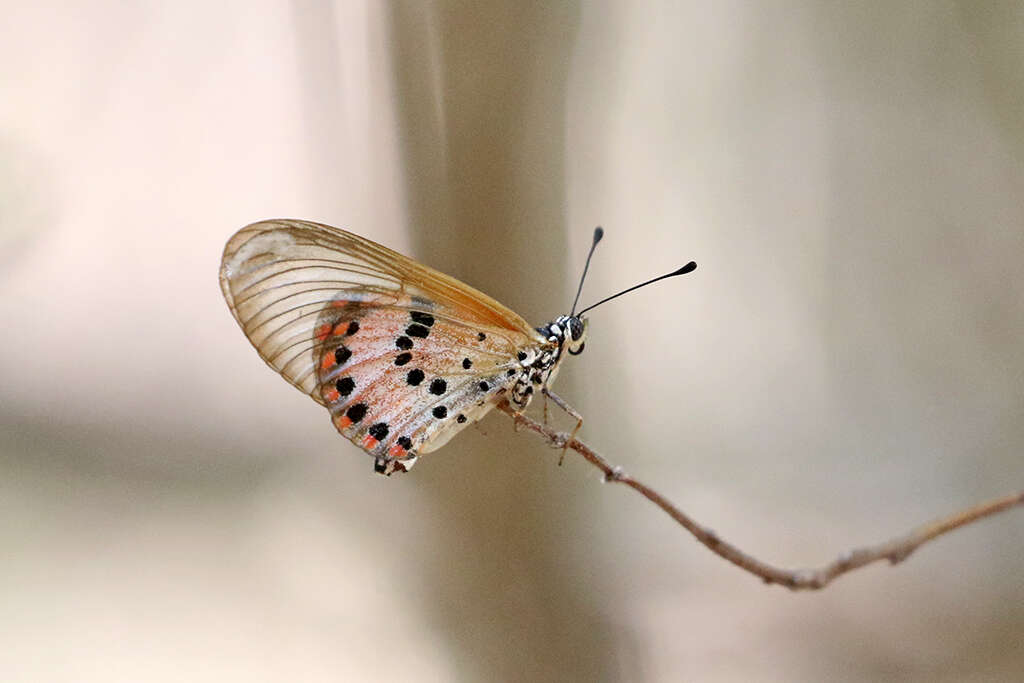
[219, 219, 543, 403]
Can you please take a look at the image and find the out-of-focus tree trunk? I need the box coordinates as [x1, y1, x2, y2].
[385, 3, 617, 681]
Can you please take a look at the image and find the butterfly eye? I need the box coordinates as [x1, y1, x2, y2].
[568, 316, 585, 342]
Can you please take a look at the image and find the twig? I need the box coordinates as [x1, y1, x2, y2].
[498, 402, 1024, 590]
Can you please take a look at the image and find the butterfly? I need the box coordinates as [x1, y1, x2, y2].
[220, 219, 695, 475]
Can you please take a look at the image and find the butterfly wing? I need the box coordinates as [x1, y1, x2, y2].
[220, 219, 551, 471]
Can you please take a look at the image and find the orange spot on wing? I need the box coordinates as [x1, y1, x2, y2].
[331, 299, 349, 308]
[333, 323, 347, 336]
[362, 435, 379, 449]
[388, 444, 406, 458]
[335, 415, 352, 430]
[321, 353, 335, 370]
[325, 388, 340, 402]
[315, 323, 332, 341]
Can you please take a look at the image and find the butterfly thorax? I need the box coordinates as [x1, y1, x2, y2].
[509, 314, 588, 410]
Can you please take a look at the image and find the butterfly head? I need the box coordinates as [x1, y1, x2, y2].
[537, 314, 588, 357]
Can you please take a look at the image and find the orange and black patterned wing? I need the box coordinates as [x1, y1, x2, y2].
[219, 219, 552, 472]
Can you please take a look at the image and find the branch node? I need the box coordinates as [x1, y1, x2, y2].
[836, 550, 854, 569]
[603, 466, 624, 483]
[792, 570, 824, 590]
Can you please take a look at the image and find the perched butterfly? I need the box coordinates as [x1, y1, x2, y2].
[220, 219, 695, 475]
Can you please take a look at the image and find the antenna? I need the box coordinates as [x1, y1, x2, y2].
[576, 261, 696, 316]
[570, 227, 604, 316]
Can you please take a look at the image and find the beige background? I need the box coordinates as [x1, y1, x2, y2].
[2, 1, 1022, 681]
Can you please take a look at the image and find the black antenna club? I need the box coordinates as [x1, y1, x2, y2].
[577, 261, 696, 316]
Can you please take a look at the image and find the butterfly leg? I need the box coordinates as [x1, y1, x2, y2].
[541, 388, 583, 466]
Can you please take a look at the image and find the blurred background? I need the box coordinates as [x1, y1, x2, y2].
[2, 1, 1023, 680]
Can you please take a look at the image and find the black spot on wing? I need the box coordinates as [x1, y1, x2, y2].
[410, 311, 435, 327]
[336, 377, 355, 396]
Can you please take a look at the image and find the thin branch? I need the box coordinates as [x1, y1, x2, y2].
[498, 402, 1024, 591]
